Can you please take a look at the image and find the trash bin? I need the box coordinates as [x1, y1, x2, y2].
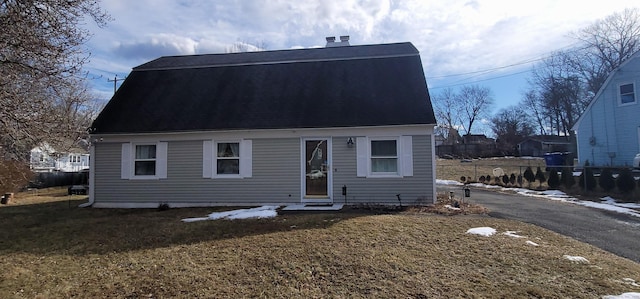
[464, 188, 470, 197]
[544, 152, 569, 171]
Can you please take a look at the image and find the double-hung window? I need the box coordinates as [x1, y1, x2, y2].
[121, 142, 168, 179]
[619, 83, 636, 105]
[135, 144, 157, 176]
[356, 136, 413, 178]
[203, 139, 252, 178]
[216, 142, 240, 175]
[370, 140, 398, 174]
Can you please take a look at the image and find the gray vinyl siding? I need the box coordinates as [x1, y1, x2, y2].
[93, 134, 434, 207]
[94, 138, 301, 206]
[332, 135, 433, 205]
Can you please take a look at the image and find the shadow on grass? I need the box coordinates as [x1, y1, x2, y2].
[0, 199, 384, 256]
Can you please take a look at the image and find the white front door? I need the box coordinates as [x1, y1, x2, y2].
[302, 138, 332, 203]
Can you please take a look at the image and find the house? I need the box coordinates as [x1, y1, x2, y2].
[517, 135, 573, 157]
[30, 143, 90, 173]
[87, 37, 437, 208]
[436, 133, 497, 158]
[572, 50, 640, 167]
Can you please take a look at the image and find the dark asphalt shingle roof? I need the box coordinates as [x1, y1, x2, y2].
[91, 42, 436, 134]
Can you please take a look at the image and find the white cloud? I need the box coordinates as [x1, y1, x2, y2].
[83, 0, 640, 107]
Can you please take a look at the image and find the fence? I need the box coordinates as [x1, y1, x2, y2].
[438, 160, 639, 195]
[29, 171, 89, 189]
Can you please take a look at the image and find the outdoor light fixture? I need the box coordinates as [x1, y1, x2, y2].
[347, 137, 354, 148]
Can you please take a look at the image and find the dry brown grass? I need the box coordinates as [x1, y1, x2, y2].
[1, 188, 639, 298]
[437, 157, 546, 183]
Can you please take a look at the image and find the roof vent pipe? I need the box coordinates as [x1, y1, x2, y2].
[325, 35, 350, 47]
[326, 36, 336, 45]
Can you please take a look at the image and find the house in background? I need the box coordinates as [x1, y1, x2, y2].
[30, 142, 90, 173]
[87, 37, 437, 208]
[517, 135, 573, 157]
[572, 50, 640, 167]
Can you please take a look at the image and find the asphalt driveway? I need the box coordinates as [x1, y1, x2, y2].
[437, 184, 640, 263]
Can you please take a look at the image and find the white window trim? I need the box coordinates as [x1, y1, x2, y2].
[121, 142, 168, 180]
[203, 139, 252, 179]
[370, 137, 401, 177]
[618, 82, 636, 106]
[356, 136, 413, 178]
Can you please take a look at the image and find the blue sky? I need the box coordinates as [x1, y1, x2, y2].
[83, 0, 639, 120]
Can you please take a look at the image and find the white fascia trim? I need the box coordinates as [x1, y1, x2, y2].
[91, 124, 435, 143]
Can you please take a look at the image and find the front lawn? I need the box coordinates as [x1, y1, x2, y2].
[0, 188, 638, 298]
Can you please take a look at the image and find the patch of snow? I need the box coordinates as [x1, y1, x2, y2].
[438, 179, 640, 218]
[602, 293, 640, 299]
[563, 255, 589, 263]
[182, 206, 279, 222]
[622, 278, 640, 287]
[436, 179, 463, 186]
[445, 204, 461, 211]
[526, 240, 539, 246]
[503, 231, 525, 238]
[576, 201, 640, 218]
[466, 227, 496, 237]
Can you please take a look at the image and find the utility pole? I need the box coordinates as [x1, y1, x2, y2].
[107, 75, 126, 94]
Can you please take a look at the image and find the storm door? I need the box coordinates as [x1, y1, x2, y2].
[302, 138, 332, 202]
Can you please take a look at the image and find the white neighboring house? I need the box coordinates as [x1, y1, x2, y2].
[30, 143, 90, 173]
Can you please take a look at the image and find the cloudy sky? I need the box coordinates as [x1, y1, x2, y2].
[84, 0, 639, 119]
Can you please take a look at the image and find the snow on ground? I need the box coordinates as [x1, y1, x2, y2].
[465, 227, 496, 236]
[503, 231, 525, 238]
[444, 204, 460, 210]
[526, 240, 539, 246]
[182, 206, 279, 222]
[467, 226, 638, 297]
[436, 179, 640, 218]
[563, 255, 590, 263]
[602, 293, 640, 299]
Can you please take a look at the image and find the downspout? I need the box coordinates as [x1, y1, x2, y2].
[79, 143, 95, 208]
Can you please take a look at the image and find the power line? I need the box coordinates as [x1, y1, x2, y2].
[427, 42, 583, 89]
[107, 75, 126, 94]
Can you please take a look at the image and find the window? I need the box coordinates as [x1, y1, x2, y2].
[121, 142, 167, 180]
[202, 139, 252, 178]
[135, 144, 156, 176]
[216, 142, 239, 175]
[356, 136, 413, 178]
[620, 83, 636, 105]
[371, 140, 398, 173]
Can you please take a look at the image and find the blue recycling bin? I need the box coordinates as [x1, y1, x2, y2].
[544, 152, 568, 171]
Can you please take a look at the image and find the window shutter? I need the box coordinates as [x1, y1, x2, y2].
[156, 142, 168, 179]
[121, 143, 131, 179]
[240, 140, 252, 178]
[356, 137, 368, 177]
[202, 140, 213, 178]
[401, 136, 413, 177]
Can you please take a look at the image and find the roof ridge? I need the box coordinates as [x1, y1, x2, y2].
[133, 53, 419, 72]
[134, 42, 418, 71]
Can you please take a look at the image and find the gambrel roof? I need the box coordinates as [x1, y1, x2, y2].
[91, 42, 435, 134]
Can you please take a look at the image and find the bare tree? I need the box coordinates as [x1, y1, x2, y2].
[490, 106, 535, 155]
[569, 7, 640, 96]
[432, 87, 462, 144]
[455, 85, 494, 135]
[521, 89, 548, 135]
[0, 0, 109, 160]
[226, 40, 268, 53]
